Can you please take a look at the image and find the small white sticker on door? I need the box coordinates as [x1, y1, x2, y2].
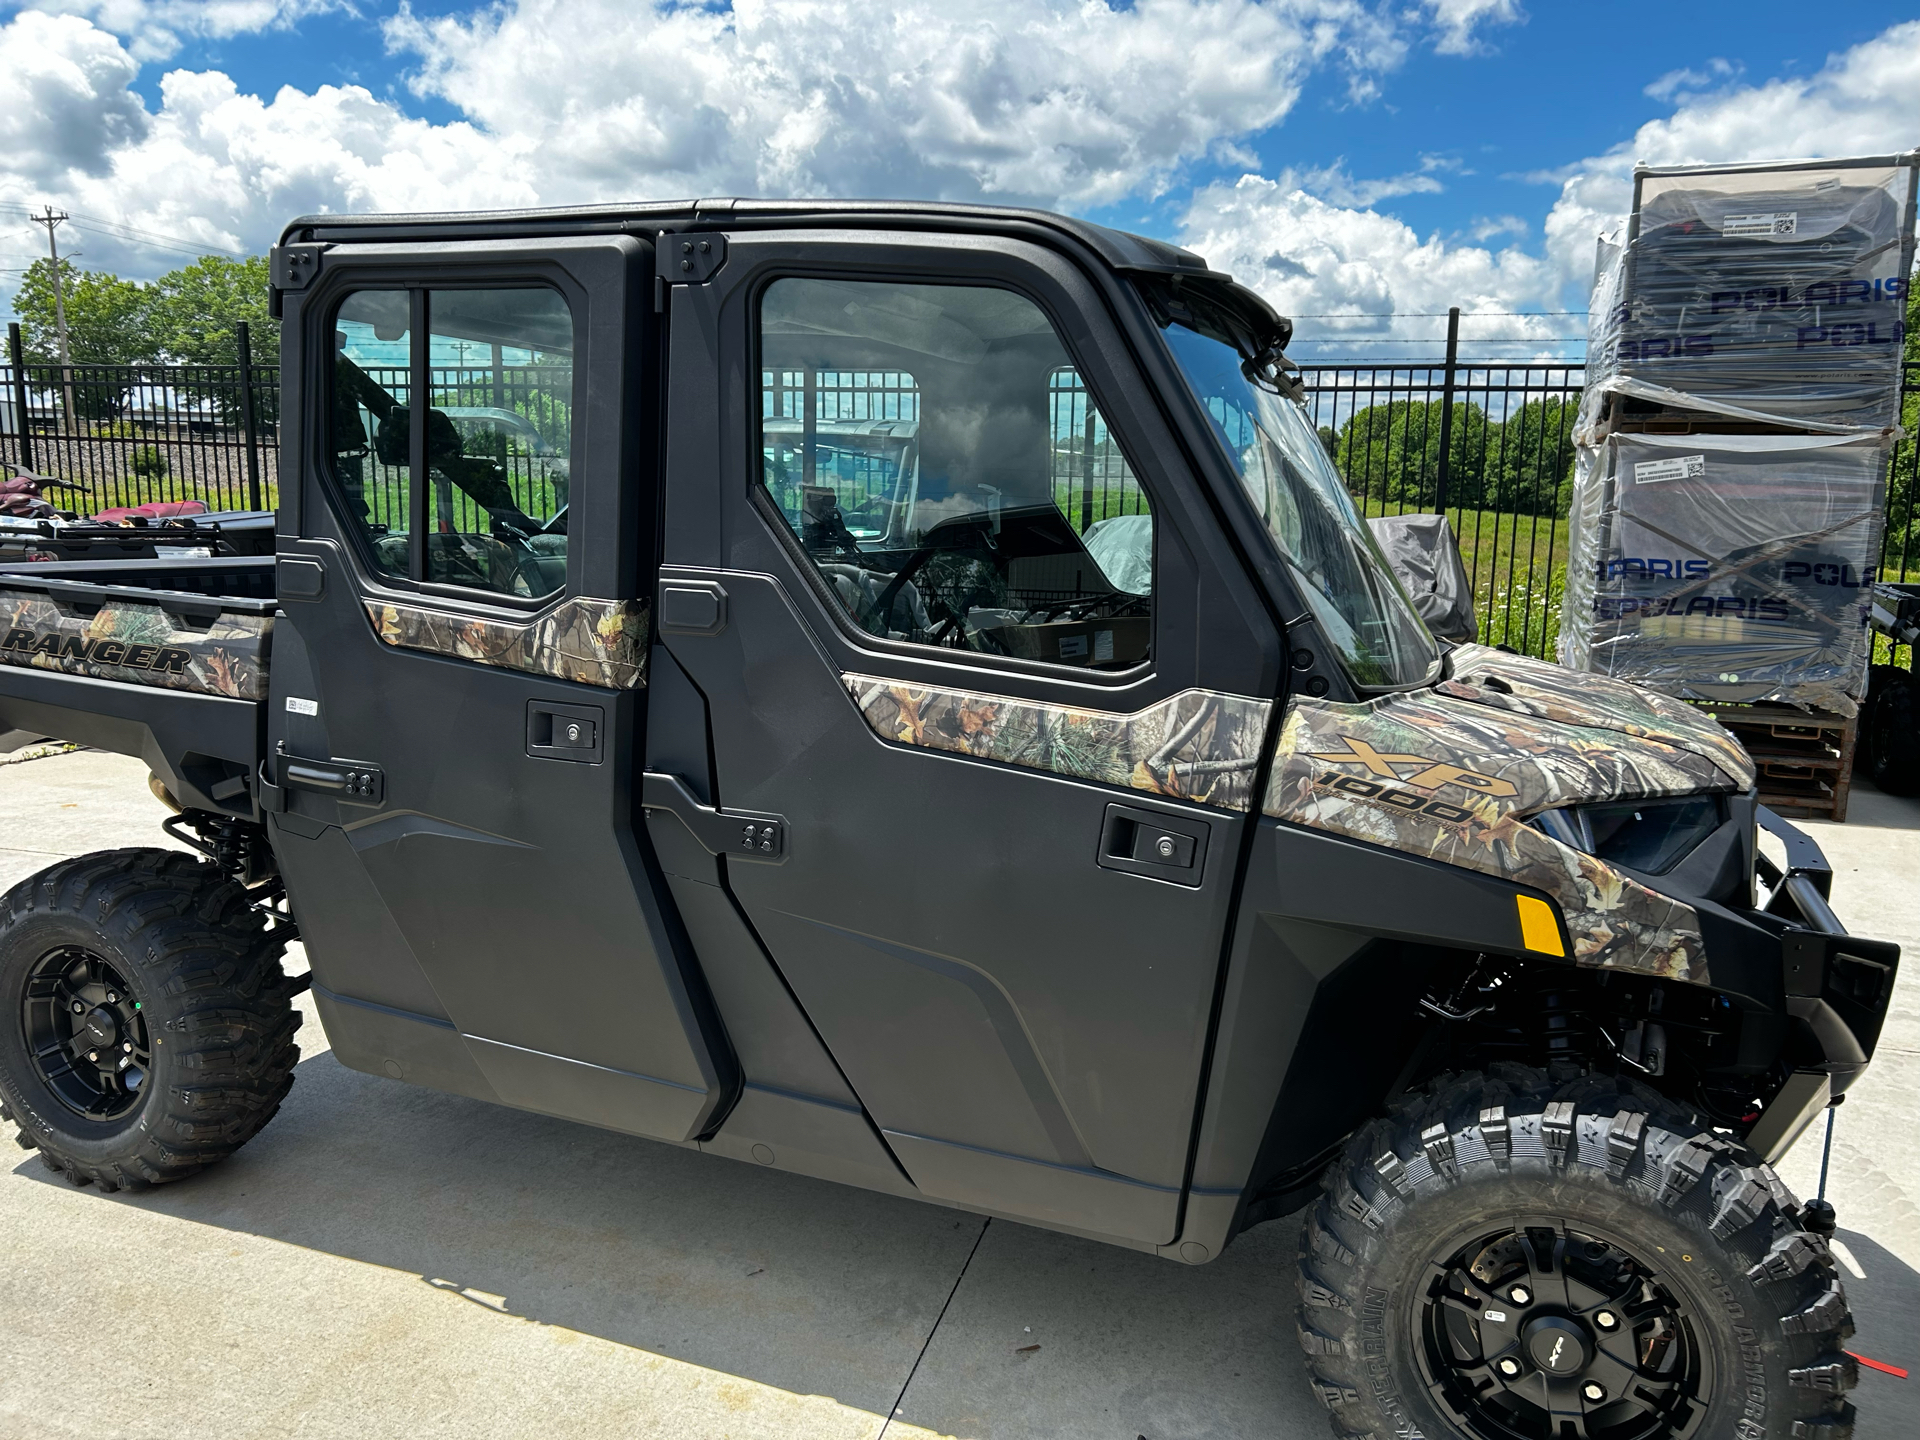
[1058, 635, 1090, 660]
[284, 696, 319, 716]
[1633, 454, 1705, 485]
[1722, 211, 1796, 237]
[1093, 629, 1115, 663]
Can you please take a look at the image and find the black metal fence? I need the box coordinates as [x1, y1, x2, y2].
[5, 322, 276, 514]
[1300, 357, 1585, 657]
[6, 329, 1915, 670]
[344, 361, 575, 537]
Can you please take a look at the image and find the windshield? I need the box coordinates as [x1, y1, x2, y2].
[1156, 314, 1440, 690]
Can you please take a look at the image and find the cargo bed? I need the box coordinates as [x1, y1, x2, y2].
[0, 556, 274, 814]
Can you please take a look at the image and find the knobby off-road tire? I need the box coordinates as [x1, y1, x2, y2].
[1297, 1066, 1857, 1440]
[0, 848, 301, 1190]
[1864, 665, 1920, 797]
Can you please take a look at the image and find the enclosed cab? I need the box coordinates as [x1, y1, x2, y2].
[0, 199, 1895, 1440]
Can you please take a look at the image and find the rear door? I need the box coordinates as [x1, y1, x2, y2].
[656, 230, 1283, 1243]
[268, 235, 735, 1144]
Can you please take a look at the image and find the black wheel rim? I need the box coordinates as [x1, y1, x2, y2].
[21, 946, 153, 1121]
[1416, 1220, 1714, 1440]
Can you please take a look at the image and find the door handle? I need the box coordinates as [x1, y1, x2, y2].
[275, 752, 385, 804]
[1095, 802, 1207, 887]
[641, 772, 786, 862]
[528, 700, 605, 763]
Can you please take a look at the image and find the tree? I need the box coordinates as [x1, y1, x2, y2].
[144, 255, 277, 368]
[12, 258, 152, 365]
[1479, 396, 1577, 515]
[145, 255, 279, 424]
[1325, 397, 1493, 510]
[1883, 267, 1919, 580]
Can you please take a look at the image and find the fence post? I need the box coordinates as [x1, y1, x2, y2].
[1433, 305, 1461, 513]
[1080, 394, 1096, 532]
[7, 324, 32, 473]
[236, 321, 263, 512]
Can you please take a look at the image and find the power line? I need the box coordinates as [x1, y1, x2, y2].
[0, 202, 243, 259]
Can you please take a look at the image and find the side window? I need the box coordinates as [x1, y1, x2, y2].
[331, 291, 412, 581]
[329, 287, 574, 600]
[758, 279, 1153, 670]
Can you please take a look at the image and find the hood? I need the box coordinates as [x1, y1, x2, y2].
[1432, 645, 1755, 793]
[1264, 644, 1757, 985]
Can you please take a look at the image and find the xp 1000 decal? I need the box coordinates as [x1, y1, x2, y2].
[1265, 645, 1753, 984]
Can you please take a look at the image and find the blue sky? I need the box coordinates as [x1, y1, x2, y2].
[0, 1, 1915, 355]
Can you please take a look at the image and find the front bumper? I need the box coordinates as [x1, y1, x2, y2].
[1756, 805, 1901, 1088]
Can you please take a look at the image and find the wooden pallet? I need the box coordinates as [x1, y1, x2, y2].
[1586, 392, 1812, 440]
[1689, 701, 1858, 822]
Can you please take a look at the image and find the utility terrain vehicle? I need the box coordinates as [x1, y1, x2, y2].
[0, 200, 1898, 1440]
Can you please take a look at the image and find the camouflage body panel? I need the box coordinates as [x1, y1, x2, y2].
[1435, 644, 1755, 789]
[365, 595, 650, 690]
[844, 675, 1273, 812]
[0, 588, 269, 700]
[1262, 647, 1757, 984]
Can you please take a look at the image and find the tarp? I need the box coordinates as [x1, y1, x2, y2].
[1559, 432, 1886, 716]
[1366, 512, 1478, 643]
[1580, 156, 1917, 437]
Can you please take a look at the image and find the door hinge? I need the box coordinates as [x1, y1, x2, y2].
[658, 233, 727, 285]
[641, 772, 784, 862]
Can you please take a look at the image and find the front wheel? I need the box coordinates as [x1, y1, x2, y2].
[0, 849, 301, 1190]
[1297, 1067, 1857, 1440]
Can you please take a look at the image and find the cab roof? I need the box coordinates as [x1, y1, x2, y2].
[278, 196, 1224, 281]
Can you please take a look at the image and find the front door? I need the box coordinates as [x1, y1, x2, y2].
[657, 233, 1283, 1242]
[269, 237, 734, 1144]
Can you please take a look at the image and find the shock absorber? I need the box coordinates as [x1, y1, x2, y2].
[1536, 988, 1591, 1077]
[159, 809, 275, 889]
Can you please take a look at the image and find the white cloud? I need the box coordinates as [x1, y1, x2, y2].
[1542, 20, 1920, 290]
[0, 10, 147, 180]
[20, 1, 341, 62]
[1420, 0, 1522, 57]
[1641, 57, 1739, 103]
[381, 0, 1412, 209]
[0, 0, 1524, 284]
[1282, 154, 1454, 207]
[1186, 19, 1920, 350]
[1467, 213, 1526, 241]
[1178, 173, 1563, 354]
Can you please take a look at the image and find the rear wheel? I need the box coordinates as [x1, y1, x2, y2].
[0, 848, 301, 1190]
[1296, 1067, 1857, 1440]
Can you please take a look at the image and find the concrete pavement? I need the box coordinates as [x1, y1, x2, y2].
[0, 748, 1914, 1438]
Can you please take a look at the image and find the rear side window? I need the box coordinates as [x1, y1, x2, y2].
[757, 278, 1152, 670]
[329, 287, 574, 600]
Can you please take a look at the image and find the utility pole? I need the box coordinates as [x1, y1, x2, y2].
[29, 206, 74, 426]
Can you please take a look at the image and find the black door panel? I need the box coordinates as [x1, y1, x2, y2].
[270, 237, 735, 1147]
[272, 556, 735, 1143]
[657, 232, 1281, 1244]
[663, 569, 1248, 1193]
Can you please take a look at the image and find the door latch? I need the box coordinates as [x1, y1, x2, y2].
[528, 700, 605, 763]
[1095, 802, 1208, 887]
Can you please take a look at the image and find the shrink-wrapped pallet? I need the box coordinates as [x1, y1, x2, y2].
[1559, 432, 1885, 716]
[1580, 154, 1917, 436]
